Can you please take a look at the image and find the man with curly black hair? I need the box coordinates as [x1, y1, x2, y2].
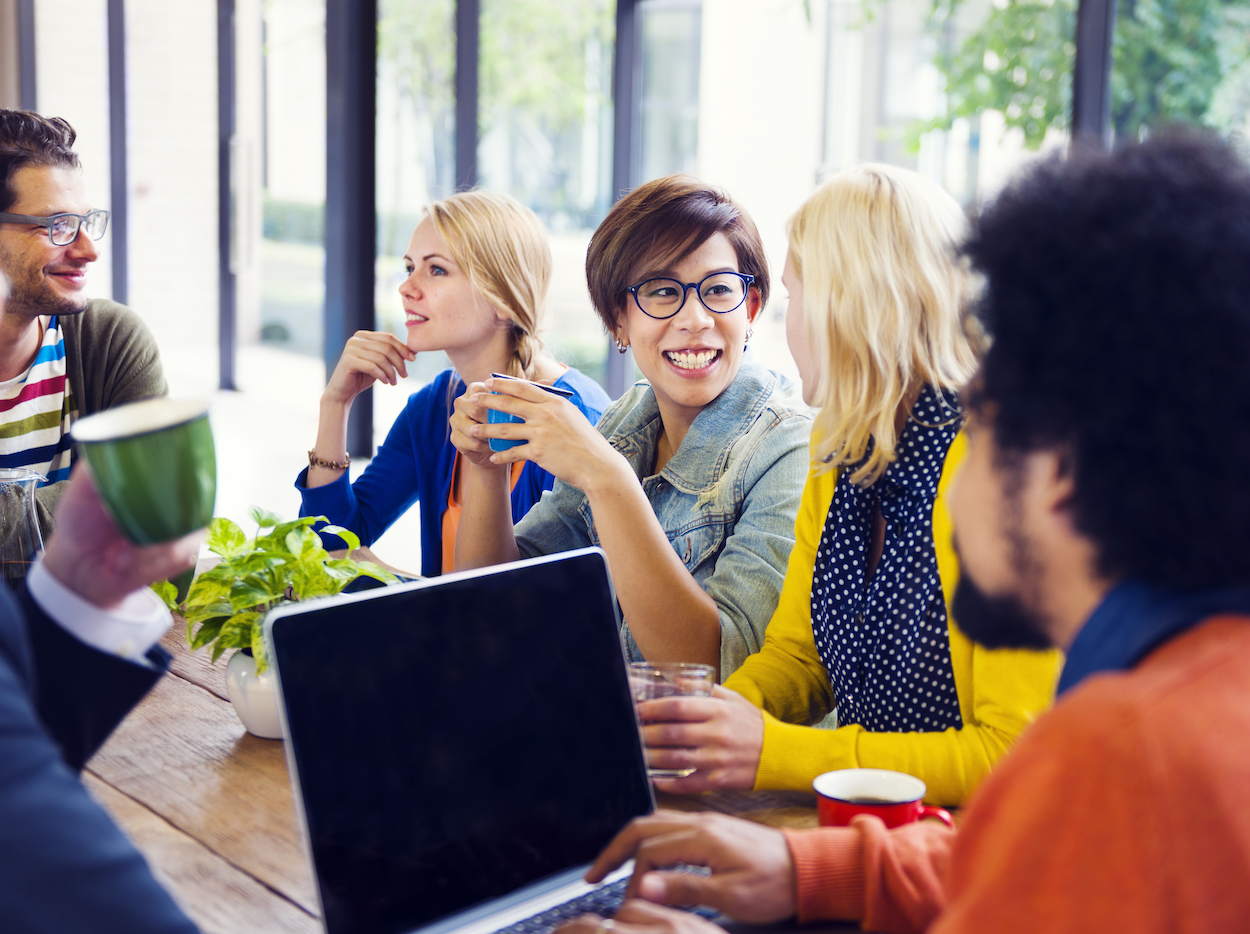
[549, 131, 1250, 934]
[0, 109, 166, 561]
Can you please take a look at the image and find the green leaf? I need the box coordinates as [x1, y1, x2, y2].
[218, 611, 262, 650]
[250, 506, 285, 529]
[229, 577, 283, 611]
[151, 580, 179, 611]
[322, 558, 362, 581]
[228, 553, 287, 576]
[251, 616, 270, 675]
[183, 577, 233, 609]
[189, 616, 227, 651]
[257, 516, 318, 547]
[320, 524, 361, 552]
[355, 562, 399, 585]
[206, 517, 248, 558]
[184, 600, 234, 625]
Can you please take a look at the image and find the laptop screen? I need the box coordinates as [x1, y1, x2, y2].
[270, 551, 654, 934]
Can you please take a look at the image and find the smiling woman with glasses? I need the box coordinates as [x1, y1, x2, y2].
[450, 175, 812, 680]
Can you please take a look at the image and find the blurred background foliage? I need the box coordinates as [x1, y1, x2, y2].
[917, 0, 1250, 147]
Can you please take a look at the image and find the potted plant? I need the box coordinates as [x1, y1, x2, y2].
[155, 509, 396, 737]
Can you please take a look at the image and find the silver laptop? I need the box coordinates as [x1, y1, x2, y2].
[266, 549, 655, 934]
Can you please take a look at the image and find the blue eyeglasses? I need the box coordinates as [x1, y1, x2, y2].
[626, 272, 755, 320]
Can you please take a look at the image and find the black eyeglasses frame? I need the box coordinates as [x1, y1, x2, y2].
[625, 271, 756, 320]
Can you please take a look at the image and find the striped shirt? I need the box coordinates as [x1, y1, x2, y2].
[0, 317, 76, 485]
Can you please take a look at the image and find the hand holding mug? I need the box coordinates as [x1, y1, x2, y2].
[42, 465, 204, 610]
[469, 375, 624, 491]
[449, 380, 505, 470]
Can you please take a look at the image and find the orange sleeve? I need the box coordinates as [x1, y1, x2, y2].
[783, 818, 954, 934]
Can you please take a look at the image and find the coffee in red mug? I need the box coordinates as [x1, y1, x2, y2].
[813, 768, 954, 829]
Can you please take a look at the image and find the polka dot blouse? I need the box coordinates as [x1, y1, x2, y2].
[811, 385, 964, 733]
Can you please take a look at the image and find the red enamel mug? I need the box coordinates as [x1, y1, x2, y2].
[813, 768, 954, 829]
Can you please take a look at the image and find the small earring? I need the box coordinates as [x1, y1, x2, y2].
[614, 338, 628, 354]
[744, 329, 754, 350]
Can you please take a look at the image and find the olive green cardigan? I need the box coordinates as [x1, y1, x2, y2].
[27, 299, 168, 539]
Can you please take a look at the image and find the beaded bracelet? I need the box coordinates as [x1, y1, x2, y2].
[308, 450, 351, 471]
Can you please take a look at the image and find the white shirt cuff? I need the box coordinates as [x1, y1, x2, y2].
[26, 555, 174, 664]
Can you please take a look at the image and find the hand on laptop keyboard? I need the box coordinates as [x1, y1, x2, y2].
[495, 869, 720, 934]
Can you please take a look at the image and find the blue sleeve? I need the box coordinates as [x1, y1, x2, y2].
[0, 590, 199, 933]
[297, 375, 454, 560]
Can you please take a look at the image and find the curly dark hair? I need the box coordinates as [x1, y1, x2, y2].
[965, 130, 1250, 590]
[0, 109, 80, 212]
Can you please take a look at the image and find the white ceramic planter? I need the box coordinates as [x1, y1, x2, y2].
[225, 650, 283, 739]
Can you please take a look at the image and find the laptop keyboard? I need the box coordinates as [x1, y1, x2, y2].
[494, 875, 719, 934]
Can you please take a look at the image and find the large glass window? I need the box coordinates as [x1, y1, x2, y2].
[690, 0, 1076, 380]
[376, 0, 455, 394]
[478, 0, 616, 386]
[260, 0, 327, 360]
[638, 0, 701, 182]
[1109, 0, 1250, 139]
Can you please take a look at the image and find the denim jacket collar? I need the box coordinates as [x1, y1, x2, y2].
[605, 354, 782, 494]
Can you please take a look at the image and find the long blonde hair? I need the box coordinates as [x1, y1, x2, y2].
[788, 164, 979, 484]
[424, 190, 551, 379]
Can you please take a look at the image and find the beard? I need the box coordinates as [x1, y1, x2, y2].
[0, 254, 89, 321]
[5, 275, 88, 318]
[951, 573, 1053, 651]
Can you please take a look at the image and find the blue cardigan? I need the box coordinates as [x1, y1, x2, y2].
[297, 366, 611, 576]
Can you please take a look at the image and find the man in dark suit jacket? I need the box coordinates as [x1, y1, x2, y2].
[0, 457, 204, 932]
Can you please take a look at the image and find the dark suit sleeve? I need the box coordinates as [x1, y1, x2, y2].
[15, 583, 168, 771]
[0, 584, 199, 933]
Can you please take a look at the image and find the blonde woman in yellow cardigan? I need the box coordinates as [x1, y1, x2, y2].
[641, 165, 1061, 807]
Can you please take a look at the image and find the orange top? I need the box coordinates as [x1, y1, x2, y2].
[441, 451, 524, 574]
[782, 614, 1250, 933]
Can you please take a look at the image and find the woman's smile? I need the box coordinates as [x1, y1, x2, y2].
[664, 348, 723, 373]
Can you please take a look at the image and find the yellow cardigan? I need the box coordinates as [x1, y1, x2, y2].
[724, 433, 1062, 806]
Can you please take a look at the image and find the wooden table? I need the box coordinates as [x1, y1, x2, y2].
[82, 631, 825, 934]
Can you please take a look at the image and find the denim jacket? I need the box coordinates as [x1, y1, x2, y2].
[515, 354, 812, 677]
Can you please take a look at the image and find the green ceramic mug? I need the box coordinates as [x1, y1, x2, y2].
[71, 398, 217, 545]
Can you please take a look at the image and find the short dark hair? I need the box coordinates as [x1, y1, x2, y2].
[585, 175, 770, 333]
[965, 130, 1250, 589]
[0, 110, 81, 212]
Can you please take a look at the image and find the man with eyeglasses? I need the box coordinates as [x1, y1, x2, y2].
[0, 109, 166, 559]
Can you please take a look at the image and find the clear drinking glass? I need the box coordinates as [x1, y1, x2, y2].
[0, 468, 47, 580]
[629, 661, 714, 779]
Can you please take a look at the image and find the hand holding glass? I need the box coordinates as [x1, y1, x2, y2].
[629, 661, 714, 779]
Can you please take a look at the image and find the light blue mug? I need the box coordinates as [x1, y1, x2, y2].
[486, 373, 574, 452]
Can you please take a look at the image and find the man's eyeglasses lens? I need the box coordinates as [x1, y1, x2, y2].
[49, 211, 109, 245]
[634, 273, 750, 319]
